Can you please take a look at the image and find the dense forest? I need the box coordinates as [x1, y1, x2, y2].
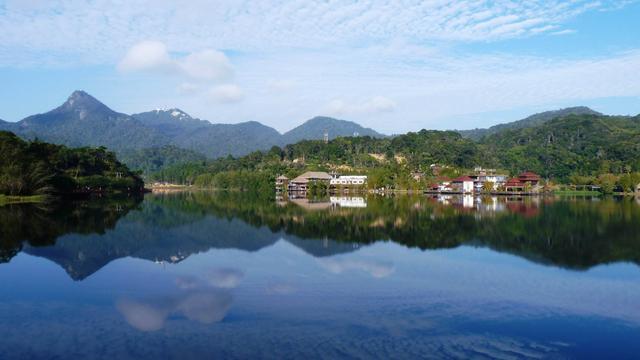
[0, 131, 144, 197]
[145, 114, 640, 192]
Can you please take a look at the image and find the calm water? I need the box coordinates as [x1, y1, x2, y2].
[1, 192, 640, 359]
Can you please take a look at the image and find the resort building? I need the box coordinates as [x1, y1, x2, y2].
[471, 174, 508, 192]
[330, 175, 367, 186]
[505, 171, 542, 192]
[288, 171, 332, 192]
[275, 175, 289, 192]
[451, 176, 475, 193]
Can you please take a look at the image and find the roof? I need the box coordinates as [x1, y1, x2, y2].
[451, 176, 474, 182]
[505, 178, 524, 186]
[518, 171, 541, 180]
[291, 171, 332, 182]
[276, 175, 289, 180]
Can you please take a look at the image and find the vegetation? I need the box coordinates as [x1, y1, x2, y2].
[481, 114, 640, 181]
[119, 145, 207, 176]
[147, 114, 640, 194]
[0, 131, 144, 196]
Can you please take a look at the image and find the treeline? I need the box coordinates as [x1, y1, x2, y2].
[142, 114, 640, 190]
[0, 131, 144, 196]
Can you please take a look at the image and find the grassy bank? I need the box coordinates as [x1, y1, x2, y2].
[0, 194, 46, 206]
[553, 190, 602, 196]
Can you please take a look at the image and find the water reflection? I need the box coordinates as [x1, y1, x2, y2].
[1, 192, 640, 281]
[1, 192, 640, 358]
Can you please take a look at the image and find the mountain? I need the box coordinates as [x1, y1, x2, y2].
[8, 91, 169, 149]
[457, 106, 602, 140]
[282, 116, 384, 144]
[480, 114, 640, 179]
[2, 92, 385, 165]
[132, 109, 282, 158]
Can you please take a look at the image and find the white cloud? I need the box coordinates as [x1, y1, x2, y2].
[326, 96, 397, 115]
[209, 84, 244, 104]
[117, 40, 172, 72]
[177, 82, 200, 95]
[118, 41, 233, 82]
[0, 1, 629, 66]
[178, 49, 233, 81]
[267, 79, 296, 92]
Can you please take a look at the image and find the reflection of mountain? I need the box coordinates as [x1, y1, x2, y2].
[4, 192, 640, 280]
[0, 197, 142, 263]
[15, 196, 360, 280]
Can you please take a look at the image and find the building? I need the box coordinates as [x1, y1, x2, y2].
[518, 171, 541, 186]
[451, 176, 475, 193]
[330, 175, 367, 187]
[505, 172, 542, 192]
[275, 175, 289, 192]
[504, 178, 525, 192]
[288, 171, 333, 192]
[429, 177, 452, 192]
[472, 174, 508, 192]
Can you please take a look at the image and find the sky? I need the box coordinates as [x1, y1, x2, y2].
[0, 0, 639, 134]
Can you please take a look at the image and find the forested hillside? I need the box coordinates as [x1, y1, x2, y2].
[0, 131, 143, 196]
[481, 114, 640, 180]
[150, 113, 640, 190]
[457, 106, 601, 140]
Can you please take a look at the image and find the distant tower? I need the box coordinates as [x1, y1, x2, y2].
[323, 130, 329, 144]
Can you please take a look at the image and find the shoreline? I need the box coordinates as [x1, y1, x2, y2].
[0, 195, 46, 206]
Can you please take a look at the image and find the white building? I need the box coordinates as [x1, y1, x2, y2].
[330, 175, 367, 186]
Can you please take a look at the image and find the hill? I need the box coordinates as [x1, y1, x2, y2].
[132, 109, 283, 158]
[0, 131, 144, 196]
[480, 114, 640, 179]
[282, 116, 383, 144]
[457, 106, 602, 140]
[118, 145, 208, 175]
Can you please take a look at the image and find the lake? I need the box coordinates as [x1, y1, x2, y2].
[1, 192, 640, 359]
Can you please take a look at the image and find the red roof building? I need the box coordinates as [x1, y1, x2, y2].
[518, 171, 541, 184]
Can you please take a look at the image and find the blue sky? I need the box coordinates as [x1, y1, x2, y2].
[0, 0, 639, 134]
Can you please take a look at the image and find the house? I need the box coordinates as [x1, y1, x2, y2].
[288, 171, 332, 192]
[329, 175, 367, 187]
[427, 177, 452, 192]
[518, 171, 541, 186]
[504, 178, 525, 192]
[275, 175, 289, 192]
[451, 176, 475, 193]
[471, 174, 508, 192]
[505, 171, 542, 193]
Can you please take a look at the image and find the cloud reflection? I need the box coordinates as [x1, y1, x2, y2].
[118, 267, 242, 331]
[319, 258, 395, 278]
[206, 268, 245, 288]
[117, 290, 233, 332]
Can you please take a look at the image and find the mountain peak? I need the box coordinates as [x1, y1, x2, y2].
[61, 90, 115, 116]
[151, 108, 193, 121]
